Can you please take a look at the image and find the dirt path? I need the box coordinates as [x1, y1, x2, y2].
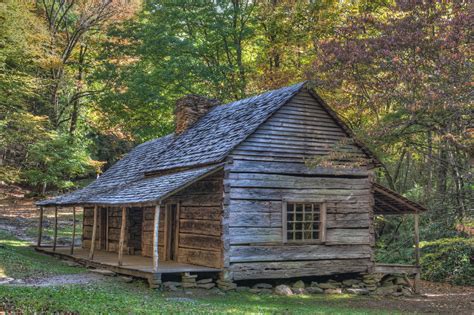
[345, 280, 474, 314]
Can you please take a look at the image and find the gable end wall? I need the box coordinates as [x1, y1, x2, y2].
[224, 88, 375, 280]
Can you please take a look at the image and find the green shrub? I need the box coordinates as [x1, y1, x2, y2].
[420, 237, 474, 285]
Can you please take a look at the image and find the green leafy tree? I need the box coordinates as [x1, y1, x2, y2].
[23, 133, 100, 194]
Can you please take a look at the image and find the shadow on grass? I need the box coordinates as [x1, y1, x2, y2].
[0, 230, 84, 279]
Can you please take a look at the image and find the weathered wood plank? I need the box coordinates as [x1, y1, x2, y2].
[229, 160, 369, 176]
[229, 227, 281, 244]
[258, 124, 346, 138]
[326, 229, 370, 245]
[179, 233, 222, 251]
[178, 248, 222, 269]
[230, 259, 372, 280]
[229, 212, 273, 227]
[226, 174, 370, 189]
[179, 219, 221, 236]
[247, 132, 349, 146]
[180, 206, 221, 221]
[229, 244, 372, 263]
[229, 187, 370, 201]
[252, 128, 345, 141]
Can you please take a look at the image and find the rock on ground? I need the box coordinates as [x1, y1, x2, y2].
[274, 285, 293, 296]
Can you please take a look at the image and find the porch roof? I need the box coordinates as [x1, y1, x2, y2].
[374, 183, 428, 215]
[38, 164, 223, 207]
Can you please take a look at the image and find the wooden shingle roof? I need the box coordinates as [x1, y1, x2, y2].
[38, 83, 306, 206]
[374, 183, 427, 214]
[38, 82, 382, 207]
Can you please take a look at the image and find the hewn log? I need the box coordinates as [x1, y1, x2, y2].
[179, 233, 222, 251]
[179, 219, 221, 236]
[118, 207, 127, 266]
[180, 206, 221, 221]
[37, 206, 44, 247]
[70, 207, 76, 255]
[53, 206, 58, 252]
[326, 229, 370, 245]
[89, 205, 98, 260]
[229, 160, 369, 176]
[229, 244, 372, 263]
[178, 248, 222, 269]
[153, 204, 161, 272]
[229, 187, 370, 201]
[229, 227, 282, 244]
[230, 259, 371, 280]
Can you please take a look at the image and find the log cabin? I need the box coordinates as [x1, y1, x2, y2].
[36, 82, 426, 287]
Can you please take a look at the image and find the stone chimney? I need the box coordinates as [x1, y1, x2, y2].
[174, 94, 219, 134]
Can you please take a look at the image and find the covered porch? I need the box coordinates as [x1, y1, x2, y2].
[373, 183, 427, 292]
[35, 165, 225, 287]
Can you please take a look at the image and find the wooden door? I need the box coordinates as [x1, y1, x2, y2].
[165, 204, 179, 261]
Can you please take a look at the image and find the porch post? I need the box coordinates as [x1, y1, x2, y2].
[70, 206, 76, 255]
[118, 206, 127, 266]
[37, 206, 44, 247]
[53, 206, 58, 252]
[153, 203, 161, 273]
[89, 205, 98, 260]
[414, 212, 420, 293]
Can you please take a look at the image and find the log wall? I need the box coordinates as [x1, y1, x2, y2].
[225, 88, 375, 280]
[164, 171, 224, 269]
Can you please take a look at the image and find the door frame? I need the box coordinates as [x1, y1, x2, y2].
[164, 203, 180, 261]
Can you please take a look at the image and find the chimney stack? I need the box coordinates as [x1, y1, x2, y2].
[174, 95, 219, 134]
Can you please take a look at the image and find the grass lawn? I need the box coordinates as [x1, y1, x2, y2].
[0, 230, 398, 314]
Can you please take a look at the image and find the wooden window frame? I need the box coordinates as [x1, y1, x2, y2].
[282, 199, 326, 244]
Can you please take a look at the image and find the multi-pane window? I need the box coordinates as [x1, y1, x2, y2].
[284, 202, 325, 242]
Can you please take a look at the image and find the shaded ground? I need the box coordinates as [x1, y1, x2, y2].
[1, 201, 473, 314]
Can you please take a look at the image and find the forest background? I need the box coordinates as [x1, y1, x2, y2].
[0, 0, 472, 285]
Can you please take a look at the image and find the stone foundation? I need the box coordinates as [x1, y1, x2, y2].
[160, 273, 415, 297]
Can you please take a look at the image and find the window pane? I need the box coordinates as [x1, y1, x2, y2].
[313, 231, 319, 239]
[304, 222, 312, 231]
[296, 212, 302, 221]
[287, 212, 294, 222]
[295, 204, 303, 212]
[304, 213, 313, 221]
[295, 223, 302, 231]
[287, 232, 293, 240]
[287, 203, 294, 212]
[313, 223, 320, 230]
[295, 232, 302, 240]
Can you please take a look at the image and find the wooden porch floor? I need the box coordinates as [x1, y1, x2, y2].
[36, 246, 221, 279]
